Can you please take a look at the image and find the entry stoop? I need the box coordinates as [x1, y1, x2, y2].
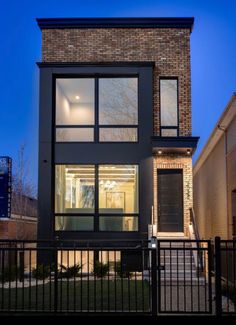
[157, 238, 206, 284]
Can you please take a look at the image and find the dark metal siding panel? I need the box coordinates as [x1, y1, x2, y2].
[38, 68, 53, 143]
[37, 65, 153, 241]
[38, 68, 54, 240]
[38, 143, 53, 240]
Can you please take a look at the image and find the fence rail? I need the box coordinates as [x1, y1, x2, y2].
[0, 238, 235, 316]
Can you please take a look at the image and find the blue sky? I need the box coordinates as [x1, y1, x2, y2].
[0, 0, 236, 188]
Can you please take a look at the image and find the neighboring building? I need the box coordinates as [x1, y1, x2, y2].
[37, 17, 198, 244]
[0, 156, 37, 240]
[193, 93, 236, 239]
[0, 193, 37, 240]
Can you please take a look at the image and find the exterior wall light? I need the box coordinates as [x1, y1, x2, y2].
[187, 149, 191, 155]
[158, 150, 162, 155]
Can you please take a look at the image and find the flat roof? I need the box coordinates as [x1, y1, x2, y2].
[37, 17, 194, 32]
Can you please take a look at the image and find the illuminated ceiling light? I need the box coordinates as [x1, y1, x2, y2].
[75, 95, 80, 100]
[158, 150, 162, 155]
[187, 149, 191, 155]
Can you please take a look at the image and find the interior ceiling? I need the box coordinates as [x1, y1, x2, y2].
[65, 166, 136, 180]
[57, 79, 94, 104]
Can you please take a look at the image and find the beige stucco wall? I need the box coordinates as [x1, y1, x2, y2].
[227, 115, 236, 238]
[194, 109, 236, 240]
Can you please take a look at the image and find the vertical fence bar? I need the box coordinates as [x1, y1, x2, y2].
[208, 241, 213, 314]
[215, 236, 222, 316]
[151, 248, 157, 316]
[54, 244, 58, 314]
[157, 241, 161, 313]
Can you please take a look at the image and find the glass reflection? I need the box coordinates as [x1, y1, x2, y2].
[99, 78, 138, 125]
[160, 79, 178, 127]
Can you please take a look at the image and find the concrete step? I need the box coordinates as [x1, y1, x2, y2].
[160, 256, 194, 263]
[159, 251, 194, 257]
[159, 263, 196, 271]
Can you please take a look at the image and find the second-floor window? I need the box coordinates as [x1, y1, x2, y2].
[160, 78, 178, 136]
[55, 77, 138, 142]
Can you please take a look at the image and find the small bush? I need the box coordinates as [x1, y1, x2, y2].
[32, 264, 51, 280]
[93, 261, 109, 278]
[116, 261, 133, 278]
[222, 283, 236, 306]
[59, 263, 82, 278]
[0, 265, 21, 282]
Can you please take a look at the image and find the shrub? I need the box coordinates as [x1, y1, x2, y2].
[93, 261, 109, 278]
[0, 265, 21, 282]
[59, 263, 82, 278]
[32, 264, 51, 280]
[222, 283, 236, 306]
[116, 261, 133, 278]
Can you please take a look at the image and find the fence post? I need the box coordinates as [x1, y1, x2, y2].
[151, 247, 157, 316]
[215, 236, 222, 316]
[19, 251, 25, 282]
[54, 242, 58, 313]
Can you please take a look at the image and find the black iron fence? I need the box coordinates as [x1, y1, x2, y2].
[157, 240, 212, 314]
[0, 238, 235, 316]
[215, 237, 236, 315]
[0, 240, 153, 315]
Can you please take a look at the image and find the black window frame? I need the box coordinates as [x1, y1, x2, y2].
[159, 77, 179, 137]
[54, 163, 140, 233]
[54, 75, 139, 143]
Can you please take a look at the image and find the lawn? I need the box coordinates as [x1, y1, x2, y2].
[0, 279, 151, 313]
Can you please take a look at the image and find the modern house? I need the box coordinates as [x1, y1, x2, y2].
[193, 93, 236, 240]
[37, 17, 199, 245]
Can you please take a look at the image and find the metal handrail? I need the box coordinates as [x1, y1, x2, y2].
[189, 208, 204, 272]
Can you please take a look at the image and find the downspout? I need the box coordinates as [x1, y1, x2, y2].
[217, 125, 229, 238]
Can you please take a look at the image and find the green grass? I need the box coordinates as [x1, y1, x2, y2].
[0, 280, 151, 312]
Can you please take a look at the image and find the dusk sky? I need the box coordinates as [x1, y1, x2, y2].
[0, 0, 236, 188]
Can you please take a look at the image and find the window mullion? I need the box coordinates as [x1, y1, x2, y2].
[95, 164, 99, 231]
[95, 77, 99, 142]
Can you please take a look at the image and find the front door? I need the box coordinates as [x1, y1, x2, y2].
[157, 169, 183, 232]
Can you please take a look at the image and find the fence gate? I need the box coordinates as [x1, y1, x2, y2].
[157, 240, 213, 314]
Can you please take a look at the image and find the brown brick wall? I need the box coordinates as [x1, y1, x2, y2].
[153, 154, 193, 236]
[0, 219, 37, 240]
[42, 28, 192, 136]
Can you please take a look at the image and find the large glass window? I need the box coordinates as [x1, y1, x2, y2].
[55, 165, 95, 213]
[56, 79, 95, 142]
[55, 77, 138, 142]
[56, 79, 95, 125]
[160, 79, 178, 136]
[99, 165, 138, 213]
[54, 164, 139, 232]
[99, 78, 138, 125]
[99, 128, 137, 142]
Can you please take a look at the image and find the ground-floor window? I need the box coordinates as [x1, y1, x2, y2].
[54, 164, 139, 232]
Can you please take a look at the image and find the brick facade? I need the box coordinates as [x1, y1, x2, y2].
[153, 155, 193, 236]
[41, 27, 192, 136]
[0, 217, 37, 240]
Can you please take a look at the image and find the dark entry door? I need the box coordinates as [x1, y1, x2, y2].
[158, 169, 183, 232]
